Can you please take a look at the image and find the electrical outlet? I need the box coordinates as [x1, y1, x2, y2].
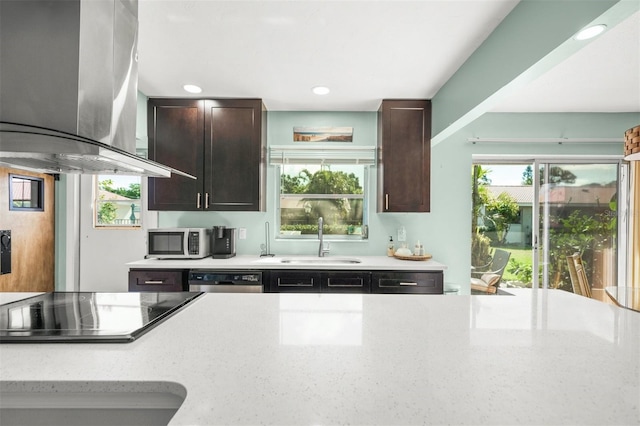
[397, 226, 406, 242]
[239, 228, 247, 240]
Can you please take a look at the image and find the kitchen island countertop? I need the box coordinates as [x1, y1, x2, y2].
[1, 289, 638, 425]
[127, 254, 447, 271]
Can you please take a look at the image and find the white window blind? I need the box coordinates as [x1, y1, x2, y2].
[269, 145, 376, 165]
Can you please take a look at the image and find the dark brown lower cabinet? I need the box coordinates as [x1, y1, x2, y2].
[128, 269, 187, 292]
[323, 271, 371, 293]
[372, 271, 443, 294]
[268, 270, 372, 293]
[268, 270, 322, 293]
[268, 270, 442, 294]
[128, 268, 442, 294]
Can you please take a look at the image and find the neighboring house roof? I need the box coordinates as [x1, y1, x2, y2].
[486, 185, 617, 207]
[98, 189, 132, 201]
[544, 186, 616, 206]
[487, 185, 532, 204]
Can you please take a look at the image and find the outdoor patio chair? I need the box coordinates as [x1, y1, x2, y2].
[566, 253, 592, 298]
[471, 248, 511, 294]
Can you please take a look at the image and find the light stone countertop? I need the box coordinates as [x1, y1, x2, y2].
[126, 254, 448, 271]
[1, 289, 639, 425]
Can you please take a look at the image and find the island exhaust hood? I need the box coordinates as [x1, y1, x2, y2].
[0, 0, 192, 178]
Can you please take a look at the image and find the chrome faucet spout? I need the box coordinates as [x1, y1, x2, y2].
[318, 217, 330, 257]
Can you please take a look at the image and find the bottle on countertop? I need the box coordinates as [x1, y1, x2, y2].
[387, 236, 395, 256]
[414, 240, 421, 256]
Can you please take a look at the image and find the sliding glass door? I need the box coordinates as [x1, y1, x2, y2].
[536, 161, 625, 301]
[471, 158, 626, 298]
[471, 162, 535, 291]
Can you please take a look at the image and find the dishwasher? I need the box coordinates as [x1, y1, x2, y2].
[188, 270, 263, 293]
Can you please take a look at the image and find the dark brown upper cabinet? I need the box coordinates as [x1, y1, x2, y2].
[148, 98, 266, 211]
[377, 99, 431, 212]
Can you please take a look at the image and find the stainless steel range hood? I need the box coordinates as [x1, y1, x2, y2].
[0, 0, 192, 178]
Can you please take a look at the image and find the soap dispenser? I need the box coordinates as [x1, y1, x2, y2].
[387, 236, 395, 256]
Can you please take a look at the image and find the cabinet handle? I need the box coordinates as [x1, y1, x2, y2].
[328, 278, 363, 287]
[144, 280, 165, 285]
[399, 282, 418, 286]
[205, 192, 210, 209]
[277, 278, 314, 287]
[197, 192, 202, 209]
[385, 194, 389, 210]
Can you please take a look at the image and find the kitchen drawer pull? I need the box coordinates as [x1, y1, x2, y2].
[328, 278, 363, 287]
[197, 192, 202, 209]
[399, 282, 418, 286]
[144, 280, 165, 285]
[277, 278, 314, 287]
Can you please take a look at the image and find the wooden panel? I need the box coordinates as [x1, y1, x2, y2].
[128, 269, 185, 292]
[372, 271, 443, 294]
[0, 167, 55, 292]
[148, 99, 205, 210]
[205, 99, 263, 211]
[377, 99, 431, 212]
[268, 270, 322, 293]
[322, 271, 371, 293]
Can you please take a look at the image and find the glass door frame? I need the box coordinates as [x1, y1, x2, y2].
[535, 158, 628, 290]
[472, 154, 627, 291]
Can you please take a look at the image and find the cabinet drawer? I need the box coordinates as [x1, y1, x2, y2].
[323, 272, 371, 293]
[128, 269, 185, 292]
[372, 271, 443, 294]
[269, 271, 321, 293]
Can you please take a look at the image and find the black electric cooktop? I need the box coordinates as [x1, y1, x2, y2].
[0, 292, 204, 343]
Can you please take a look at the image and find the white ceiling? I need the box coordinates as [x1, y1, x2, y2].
[492, 8, 640, 113]
[137, 0, 640, 114]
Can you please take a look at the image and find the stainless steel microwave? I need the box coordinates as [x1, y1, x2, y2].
[146, 228, 211, 259]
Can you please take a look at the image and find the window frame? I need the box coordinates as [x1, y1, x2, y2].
[93, 175, 142, 229]
[276, 164, 370, 241]
[9, 173, 44, 212]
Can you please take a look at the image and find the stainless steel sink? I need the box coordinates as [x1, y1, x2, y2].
[280, 258, 361, 264]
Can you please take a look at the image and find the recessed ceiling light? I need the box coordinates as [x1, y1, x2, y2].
[574, 24, 607, 41]
[183, 84, 202, 94]
[312, 86, 330, 95]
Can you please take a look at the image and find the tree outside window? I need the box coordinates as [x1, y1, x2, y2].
[95, 176, 142, 227]
[279, 164, 367, 238]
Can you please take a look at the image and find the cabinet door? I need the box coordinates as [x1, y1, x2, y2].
[205, 99, 265, 211]
[322, 271, 371, 293]
[378, 99, 431, 212]
[372, 271, 443, 294]
[269, 270, 322, 293]
[148, 99, 205, 210]
[128, 269, 186, 292]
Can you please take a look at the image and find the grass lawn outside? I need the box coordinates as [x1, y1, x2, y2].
[492, 245, 532, 284]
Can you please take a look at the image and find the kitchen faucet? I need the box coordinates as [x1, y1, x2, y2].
[318, 217, 330, 257]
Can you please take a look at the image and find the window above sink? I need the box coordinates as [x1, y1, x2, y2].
[270, 145, 374, 241]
